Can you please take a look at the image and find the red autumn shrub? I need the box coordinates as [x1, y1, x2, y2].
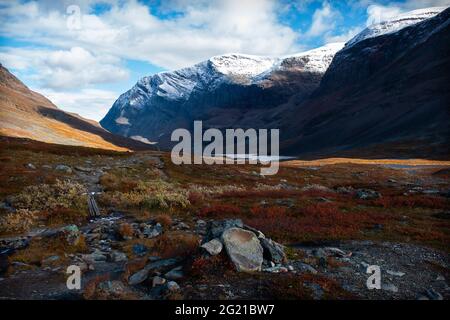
[372, 195, 449, 209]
[198, 204, 242, 217]
[250, 205, 287, 219]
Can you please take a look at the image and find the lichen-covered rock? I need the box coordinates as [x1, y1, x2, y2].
[222, 227, 263, 272]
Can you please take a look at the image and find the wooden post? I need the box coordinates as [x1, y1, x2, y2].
[88, 194, 100, 219]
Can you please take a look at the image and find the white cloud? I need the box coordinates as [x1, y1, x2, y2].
[305, 1, 340, 37]
[38, 88, 119, 121]
[0, 46, 129, 89]
[363, 0, 450, 26]
[0, 0, 301, 70]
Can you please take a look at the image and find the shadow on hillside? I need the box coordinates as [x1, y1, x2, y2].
[37, 106, 153, 151]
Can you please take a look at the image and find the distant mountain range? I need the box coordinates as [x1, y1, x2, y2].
[100, 43, 344, 148]
[0, 64, 150, 151]
[100, 6, 449, 158]
[1, 7, 448, 158]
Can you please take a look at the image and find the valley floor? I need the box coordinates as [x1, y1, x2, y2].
[0, 137, 449, 300]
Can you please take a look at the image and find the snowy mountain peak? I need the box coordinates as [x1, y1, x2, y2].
[347, 6, 446, 48]
[209, 53, 276, 78]
[108, 43, 346, 118]
[280, 43, 345, 73]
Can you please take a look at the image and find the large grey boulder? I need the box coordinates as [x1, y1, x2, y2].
[222, 227, 263, 272]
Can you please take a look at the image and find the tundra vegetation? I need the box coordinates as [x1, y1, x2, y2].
[0, 137, 449, 300]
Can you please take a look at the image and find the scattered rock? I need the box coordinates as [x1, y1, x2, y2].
[386, 270, 405, 277]
[207, 219, 243, 240]
[55, 164, 72, 174]
[152, 276, 166, 287]
[381, 283, 398, 293]
[293, 262, 318, 274]
[263, 265, 288, 273]
[355, 189, 381, 200]
[82, 251, 107, 264]
[336, 186, 355, 194]
[128, 268, 150, 285]
[60, 225, 82, 246]
[312, 248, 327, 258]
[132, 244, 148, 256]
[176, 222, 190, 230]
[25, 163, 36, 170]
[142, 223, 163, 238]
[201, 239, 223, 256]
[259, 238, 286, 264]
[41, 255, 60, 266]
[222, 227, 263, 272]
[304, 282, 324, 300]
[422, 288, 443, 300]
[166, 281, 180, 292]
[110, 251, 127, 262]
[165, 266, 184, 280]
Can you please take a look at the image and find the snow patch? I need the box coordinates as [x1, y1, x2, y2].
[130, 135, 156, 145]
[115, 117, 130, 125]
[347, 7, 446, 48]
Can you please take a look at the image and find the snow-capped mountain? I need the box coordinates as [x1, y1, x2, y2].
[101, 7, 449, 156]
[280, 7, 450, 157]
[346, 7, 446, 48]
[100, 43, 344, 146]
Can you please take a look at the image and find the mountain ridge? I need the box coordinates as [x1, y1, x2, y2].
[0, 64, 152, 151]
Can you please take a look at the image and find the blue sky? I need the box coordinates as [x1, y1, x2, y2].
[0, 0, 449, 121]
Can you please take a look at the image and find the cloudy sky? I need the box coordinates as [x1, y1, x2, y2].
[1, 0, 449, 121]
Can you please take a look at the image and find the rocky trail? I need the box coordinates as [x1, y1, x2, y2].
[0, 151, 449, 300]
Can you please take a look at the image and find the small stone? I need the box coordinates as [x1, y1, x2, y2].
[196, 220, 206, 227]
[26, 163, 36, 170]
[132, 244, 148, 256]
[166, 281, 180, 292]
[312, 248, 327, 258]
[386, 270, 405, 277]
[381, 283, 398, 293]
[143, 223, 163, 238]
[81, 252, 107, 264]
[152, 276, 166, 287]
[355, 189, 381, 200]
[288, 265, 294, 271]
[41, 255, 60, 266]
[55, 164, 72, 174]
[165, 266, 184, 280]
[110, 251, 127, 262]
[423, 288, 443, 300]
[201, 239, 223, 256]
[177, 222, 190, 230]
[304, 282, 324, 300]
[295, 262, 318, 274]
[436, 275, 445, 281]
[128, 268, 150, 285]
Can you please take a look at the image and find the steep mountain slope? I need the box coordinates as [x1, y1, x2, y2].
[100, 43, 344, 148]
[0, 65, 151, 151]
[280, 7, 450, 158]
